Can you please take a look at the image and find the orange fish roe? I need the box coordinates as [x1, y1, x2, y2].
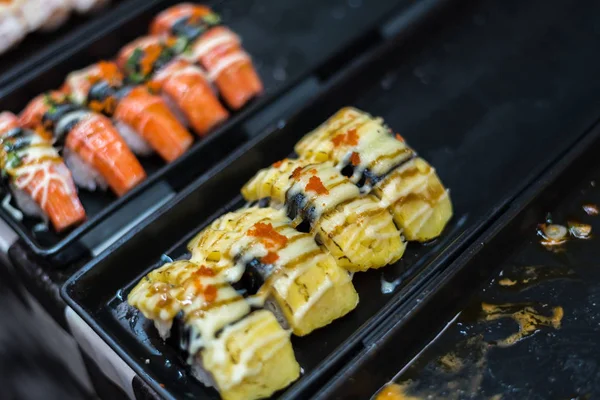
[88, 97, 117, 115]
[291, 166, 304, 179]
[332, 128, 359, 147]
[204, 284, 218, 302]
[272, 159, 284, 168]
[395, 133, 405, 142]
[331, 133, 346, 147]
[248, 222, 288, 249]
[350, 151, 361, 166]
[194, 265, 216, 277]
[261, 251, 279, 264]
[346, 128, 359, 145]
[305, 175, 329, 195]
[140, 44, 163, 76]
[97, 61, 123, 86]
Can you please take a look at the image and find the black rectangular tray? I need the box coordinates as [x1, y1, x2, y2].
[0, 0, 134, 91]
[315, 108, 600, 400]
[0, 0, 410, 264]
[61, 0, 600, 398]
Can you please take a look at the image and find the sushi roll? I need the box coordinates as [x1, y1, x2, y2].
[0, 112, 86, 232]
[19, 92, 147, 197]
[128, 260, 301, 400]
[203, 310, 300, 400]
[128, 260, 251, 341]
[117, 35, 229, 136]
[150, 4, 263, 110]
[295, 107, 453, 241]
[63, 61, 194, 162]
[18, 0, 71, 32]
[188, 206, 359, 335]
[242, 159, 405, 271]
[0, 2, 27, 54]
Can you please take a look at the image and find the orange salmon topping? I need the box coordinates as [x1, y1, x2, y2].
[395, 133, 405, 142]
[260, 251, 279, 264]
[272, 160, 284, 168]
[305, 175, 329, 195]
[146, 80, 162, 94]
[248, 222, 288, 249]
[350, 151, 361, 166]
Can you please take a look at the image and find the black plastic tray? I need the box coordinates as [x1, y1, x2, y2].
[61, 0, 600, 398]
[0, 0, 135, 90]
[315, 108, 600, 400]
[0, 0, 410, 264]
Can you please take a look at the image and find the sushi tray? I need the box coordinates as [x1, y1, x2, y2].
[316, 96, 600, 400]
[0, 0, 132, 89]
[60, 0, 600, 398]
[0, 0, 417, 266]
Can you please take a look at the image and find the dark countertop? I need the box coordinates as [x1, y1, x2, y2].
[383, 170, 600, 400]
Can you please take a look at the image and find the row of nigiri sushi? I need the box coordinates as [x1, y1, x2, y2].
[0, 0, 111, 54]
[127, 108, 453, 400]
[0, 4, 263, 232]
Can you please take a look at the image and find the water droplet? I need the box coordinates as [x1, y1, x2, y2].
[33, 222, 48, 232]
[381, 275, 402, 294]
[116, 288, 124, 302]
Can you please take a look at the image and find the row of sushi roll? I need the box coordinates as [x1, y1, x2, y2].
[0, 3, 263, 232]
[127, 107, 453, 400]
[0, 0, 111, 54]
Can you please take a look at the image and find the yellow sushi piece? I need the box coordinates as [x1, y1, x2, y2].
[294, 107, 414, 178]
[242, 161, 405, 271]
[188, 207, 359, 336]
[128, 260, 250, 340]
[294, 107, 452, 241]
[202, 310, 300, 400]
[241, 158, 298, 206]
[374, 157, 453, 241]
[128, 261, 301, 400]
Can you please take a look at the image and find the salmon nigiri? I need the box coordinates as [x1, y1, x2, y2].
[150, 4, 263, 110]
[19, 92, 146, 197]
[0, 111, 86, 232]
[63, 61, 193, 162]
[117, 35, 228, 136]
